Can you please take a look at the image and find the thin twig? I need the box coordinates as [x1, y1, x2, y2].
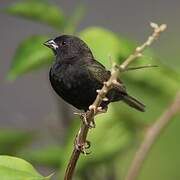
[125, 92, 180, 180]
[125, 65, 158, 71]
[64, 23, 167, 180]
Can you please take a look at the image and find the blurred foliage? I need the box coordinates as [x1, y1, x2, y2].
[1, 0, 180, 180]
[5, 0, 65, 29]
[7, 36, 52, 80]
[64, 3, 85, 34]
[19, 145, 63, 168]
[0, 129, 35, 155]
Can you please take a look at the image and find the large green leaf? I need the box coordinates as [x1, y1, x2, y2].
[0, 129, 35, 155]
[5, 0, 64, 29]
[0, 155, 52, 180]
[7, 36, 53, 80]
[79, 27, 133, 68]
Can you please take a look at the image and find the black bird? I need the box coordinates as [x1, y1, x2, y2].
[44, 35, 145, 112]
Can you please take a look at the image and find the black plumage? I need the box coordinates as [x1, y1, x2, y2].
[44, 35, 145, 112]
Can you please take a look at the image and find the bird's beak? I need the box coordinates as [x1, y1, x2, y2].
[43, 39, 58, 50]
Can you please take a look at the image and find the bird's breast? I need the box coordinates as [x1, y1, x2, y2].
[49, 62, 100, 110]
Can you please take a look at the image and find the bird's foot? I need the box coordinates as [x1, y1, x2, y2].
[74, 139, 91, 155]
[74, 112, 95, 128]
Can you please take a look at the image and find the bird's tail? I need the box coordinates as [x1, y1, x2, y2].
[123, 95, 145, 112]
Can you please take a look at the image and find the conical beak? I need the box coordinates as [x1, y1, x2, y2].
[43, 39, 58, 50]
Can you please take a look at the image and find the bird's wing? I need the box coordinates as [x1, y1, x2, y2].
[85, 59, 110, 83]
[85, 59, 127, 93]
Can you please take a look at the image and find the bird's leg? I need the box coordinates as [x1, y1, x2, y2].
[74, 133, 91, 155]
[74, 111, 95, 128]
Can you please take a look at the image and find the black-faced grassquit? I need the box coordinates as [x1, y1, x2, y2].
[44, 35, 145, 112]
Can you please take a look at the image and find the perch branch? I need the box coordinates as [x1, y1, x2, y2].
[125, 92, 180, 180]
[64, 22, 167, 180]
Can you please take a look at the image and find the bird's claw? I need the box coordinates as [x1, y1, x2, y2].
[75, 140, 91, 155]
[74, 112, 96, 128]
[81, 112, 95, 128]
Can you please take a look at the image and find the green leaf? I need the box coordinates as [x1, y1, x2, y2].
[0, 155, 52, 180]
[7, 36, 53, 80]
[0, 129, 35, 155]
[79, 27, 133, 69]
[5, 1, 64, 29]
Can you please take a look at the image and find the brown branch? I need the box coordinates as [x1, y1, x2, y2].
[64, 23, 167, 180]
[125, 92, 180, 180]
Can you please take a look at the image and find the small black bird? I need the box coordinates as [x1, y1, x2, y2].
[44, 35, 145, 112]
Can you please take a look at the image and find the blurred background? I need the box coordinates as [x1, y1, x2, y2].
[0, 0, 180, 179]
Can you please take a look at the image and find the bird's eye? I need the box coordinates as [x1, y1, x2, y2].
[61, 41, 66, 46]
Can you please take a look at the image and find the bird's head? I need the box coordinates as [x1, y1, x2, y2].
[43, 35, 93, 59]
